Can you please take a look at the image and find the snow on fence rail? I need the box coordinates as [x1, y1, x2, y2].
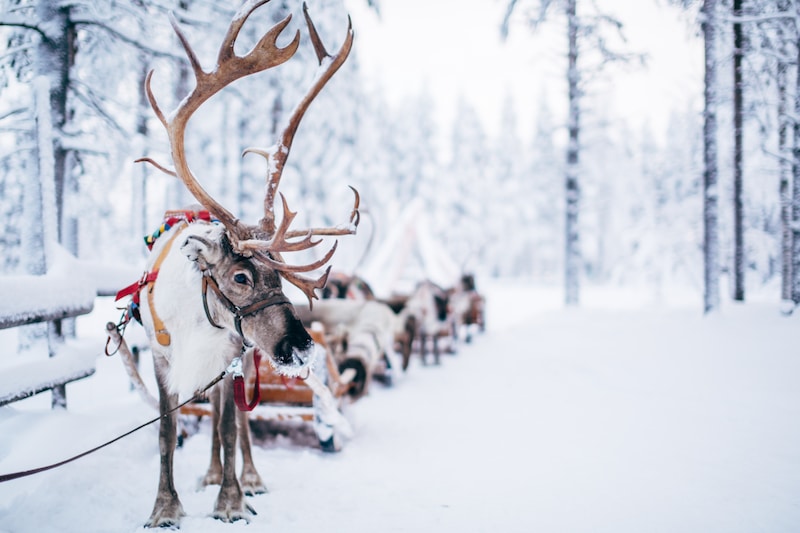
[0, 275, 95, 329]
[0, 271, 98, 408]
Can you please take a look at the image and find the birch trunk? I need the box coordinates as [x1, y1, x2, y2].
[564, 0, 581, 307]
[702, 0, 720, 314]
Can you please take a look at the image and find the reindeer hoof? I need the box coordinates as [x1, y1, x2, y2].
[212, 504, 256, 523]
[213, 486, 256, 523]
[240, 473, 267, 496]
[199, 470, 222, 489]
[145, 500, 185, 529]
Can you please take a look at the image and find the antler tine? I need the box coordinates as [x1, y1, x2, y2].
[279, 265, 333, 308]
[237, 193, 323, 254]
[260, 3, 355, 235]
[144, 0, 300, 239]
[134, 156, 177, 177]
[257, 240, 338, 274]
[284, 185, 360, 239]
[219, 0, 271, 63]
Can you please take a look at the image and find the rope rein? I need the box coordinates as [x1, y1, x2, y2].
[0, 361, 233, 484]
[4, 210, 296, 483]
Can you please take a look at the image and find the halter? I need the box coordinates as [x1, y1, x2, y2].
[200, 272, 291, 346]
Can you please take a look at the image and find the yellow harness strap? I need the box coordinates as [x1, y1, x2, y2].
[146, 222, 189, 346]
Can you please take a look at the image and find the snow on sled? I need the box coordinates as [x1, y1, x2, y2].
[179, 325, 355, 451]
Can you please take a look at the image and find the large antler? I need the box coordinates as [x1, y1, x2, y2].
[246, 2, 355, 237]
[141, 0, 300, 238]
[140, 0, 359, 305]
[235, 2, 358, 303]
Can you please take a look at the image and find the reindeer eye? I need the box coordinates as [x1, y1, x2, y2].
[234, 273, 249, 285]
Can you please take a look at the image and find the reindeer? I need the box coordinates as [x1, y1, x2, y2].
[402, 280, 454, 365]
[321, 271, 376, 300]
[447, 273, 486, 343]
[296, 299, 400, 398]
[128, 1, 356, 527]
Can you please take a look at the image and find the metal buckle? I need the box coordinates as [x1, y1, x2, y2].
[226, 356, 243, 378]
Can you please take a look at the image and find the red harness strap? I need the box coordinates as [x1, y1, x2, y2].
[233, 350, 262, 412]
[115, 272, 159, 305]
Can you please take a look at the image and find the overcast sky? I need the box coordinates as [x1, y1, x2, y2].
[344, 0, 704, 143]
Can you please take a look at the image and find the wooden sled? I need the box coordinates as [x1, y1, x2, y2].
[180, 325, 355, 425]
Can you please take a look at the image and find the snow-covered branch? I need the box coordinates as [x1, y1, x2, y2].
[0, 17, 49, 42]
[72, 19, 182, 60]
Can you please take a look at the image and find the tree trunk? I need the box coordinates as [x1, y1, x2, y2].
[564, 0, 581, 307]
[732, 0, 744, 301]
[778, 59, 792, 306]
[168, 0, 193, 211]
[34, 0, 75, 248]
[133, 57, 150, 243]
[702, 0, 720, 314]
[792, 15, 800, 306]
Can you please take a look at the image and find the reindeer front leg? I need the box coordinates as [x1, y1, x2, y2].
[212, 376, 255, 522]
[238, 349, 266, 495]
[146, 359, 185, 528]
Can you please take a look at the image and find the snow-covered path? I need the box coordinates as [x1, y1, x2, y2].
[0, 283, 798, 532]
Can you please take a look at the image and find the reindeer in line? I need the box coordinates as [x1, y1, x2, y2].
[127, 0, 356, 526]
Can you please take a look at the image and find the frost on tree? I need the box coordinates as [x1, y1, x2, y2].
[702, 0, 720, 314]
[564, 0, 580, 307]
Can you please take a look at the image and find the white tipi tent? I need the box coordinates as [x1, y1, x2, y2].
[360, 199, 460, 298]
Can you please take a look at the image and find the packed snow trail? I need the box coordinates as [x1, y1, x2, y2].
[0, 284, 798, 532]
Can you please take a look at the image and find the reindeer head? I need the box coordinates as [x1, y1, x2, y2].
[140, 0, 357, 376]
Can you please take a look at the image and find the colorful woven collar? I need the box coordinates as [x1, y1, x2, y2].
[144, 209, 217, 250]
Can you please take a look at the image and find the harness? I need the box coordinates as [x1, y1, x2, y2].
[115, 210, 211, 346]
[111, 209, 299, 413]
[201, 274, 290, 343]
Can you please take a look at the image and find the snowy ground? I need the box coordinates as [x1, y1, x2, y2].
[0, 281, 798, 533]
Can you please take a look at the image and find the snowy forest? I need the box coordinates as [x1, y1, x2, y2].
[1, 0, 799, 314]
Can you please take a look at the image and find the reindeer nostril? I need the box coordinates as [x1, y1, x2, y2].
[272, 310, 314, 367]
[275, 338, 295, 366]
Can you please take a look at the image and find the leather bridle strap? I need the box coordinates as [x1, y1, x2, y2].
[201, 274, 291, 342]
[200, 274, 293, 413]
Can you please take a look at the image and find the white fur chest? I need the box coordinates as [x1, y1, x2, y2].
[140, 223, 236, 398]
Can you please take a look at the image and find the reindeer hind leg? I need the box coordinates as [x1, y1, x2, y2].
[212, 377, 256, 523]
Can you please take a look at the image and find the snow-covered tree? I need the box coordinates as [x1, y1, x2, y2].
[702, 0, 721, 314]
[732, 0, 745, 301]
[442, 97, 490, 274]
[524, 93, 563, 282]
[501, 0, 640, 306]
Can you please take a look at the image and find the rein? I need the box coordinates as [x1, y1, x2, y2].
[0, 362, 232, 484]
[200, 273, 292, 412]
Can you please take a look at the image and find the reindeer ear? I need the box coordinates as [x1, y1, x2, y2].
[182, 226, 224, 270]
